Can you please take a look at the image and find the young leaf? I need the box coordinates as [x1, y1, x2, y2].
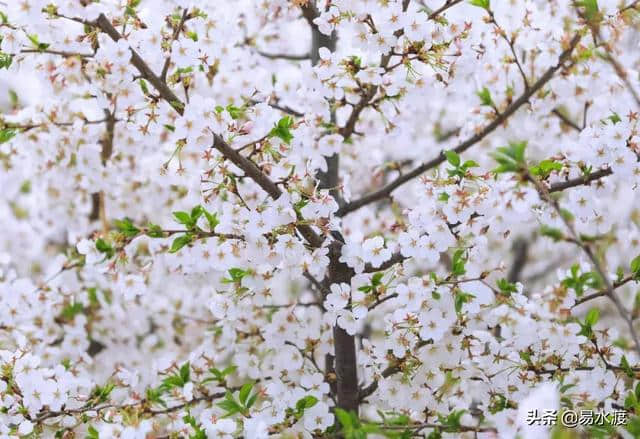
[451, 249, 467, 277]
[444, 150, 460, 167]
[114, 218, 140, 238]
[173, 211, 192, 226]
[203, 210, 219, 231]
[496, 278, 518, 296]
[169, 234, 192, 253]
[190, 205, 204, 222]
[269, 116, 294, 144]
[217, 391, 243, 417]
[469, 0, 490, 10]
[454, 290, 475, 313]
[239, 382, 253, 406]
[476, 87, 494, 106]
[540, 225, 564, 242]
[87, 425, 99, 439]
[95, 238, 114, 259]
[0, 52, 12, 70]
[295, 395, 319, 413]
[585, 308, 600, 327]
[631, 255, 640, 280]
[335, 408, 354, 429]
[530, 159, 563, 178]
[179, 362, 190, 384]
[0, 128, 15, 144]
[576, 0, 601, 23]
[146, 223, 165, 238]
[621, 355, 635, 378]
[491, 141, 527, 174]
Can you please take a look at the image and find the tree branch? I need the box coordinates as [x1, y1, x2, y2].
[91, 13, 324, 249]
[548, 167, 612, 193]
[336, 33, 582, 217]
[93, 13, 185, 115]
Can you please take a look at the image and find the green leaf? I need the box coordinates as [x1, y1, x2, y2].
[621, 355, 635, 378]
[223, 268, 248, 283]
[95, 238, 114, 258]
[173, 211, 192, 226]
[438, 409, 466, 432]
[476, 87, 494, 107]
[61, 303, 84, 321]
[530, 159, 563, 178]
[488, 394, 509, 414]
[239, 382, 253, 406]
[438, 192, 449, 202]
[208, 365, 237, 382]
[631, 255, 640, 280]
[0, 128, 15, 144]
[496, 278, 518, 296]
[469, 0, 490, 9]
[562, 264, 602, 297]
[576, 0, 601, 23]
[90, 382, 115, 403]
[114, 218, 140, 238]
[179, 362, 190, 384]
[625, 391, 639, 410]
[540, 225, 564, 242]
[87, 287, 99, 307]
[182, 412, 207, 439]
[160, 375, 185, 392]
[519, 350, 533, 366]
[608, 111, 622, 124]
[295, 395, 318, 414]
[87, 425, 99, 439]
[217, 391, 243, 417]
[454, 290, 475, 313]
[27, 34, 50, 51]
[579, 307, 600, 338]
[146, 223, 165, 238]
[335, 408, 354, 429]
[269, 116, 294, 145]
[246, 392, 258, 409]
[371, 272, 384, 287]
[203, 210, 219, 231]
[491, 141, 527, 174]
[169, 234, 192, 253]
[444, 150, 460, 167]
[145, 387, 166, 406]
[451, 249, 467, 277]
[139, 78, 149, 95]
[225, 104, 245, 120]
[216, 398, 241, 416]
[585, 308, 600, 327]
[559, 383, 576, 394]
[8, 89, 17, 109]
[190, 205, 204, 222]
[0, 52, 12, 69]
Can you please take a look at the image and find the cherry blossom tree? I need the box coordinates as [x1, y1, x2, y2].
[2, 0, 640, 437]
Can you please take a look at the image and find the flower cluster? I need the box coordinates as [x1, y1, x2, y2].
[1, 0, 640, 438]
